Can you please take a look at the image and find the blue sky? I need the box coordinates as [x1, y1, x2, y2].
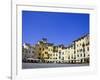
[22, 11, 89, 45]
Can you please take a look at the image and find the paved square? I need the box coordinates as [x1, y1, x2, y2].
[22, 63, 89, 69]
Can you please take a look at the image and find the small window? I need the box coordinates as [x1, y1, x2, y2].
[43, 48, 44, 51]
[59, 51, 61, 55]
[80, 54, 82, 57]
[84, 54, 85, 57]
[83, 49, 85, 52]
[87, 47, 89, 51]
[80, 49, 82, 52]
[74, 56, 76, 59]
[62, 57, 64, 60]
[68, 56, 70, 59]
[45, 52, 48, 54]
[71, 56, 73, 59]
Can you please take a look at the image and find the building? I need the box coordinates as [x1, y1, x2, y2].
[64, 43, 75, 63]
[74, 34, 89, 63]
[22, 34, 89, 64]
[22, 43, 37, 62]
[35, 38, 50, 62]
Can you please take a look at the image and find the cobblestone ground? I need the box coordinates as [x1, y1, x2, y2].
[22, 63, 89, 69]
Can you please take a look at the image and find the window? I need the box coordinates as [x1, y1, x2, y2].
[74, 51, 76, 54]
[68, 56, 70, 59]
[82, 43, 85, 47]
[45, 52, 48, 54]
[83, 48, 85, 52]
[80, 49, 82, 52]
[59, 51, 61, 55]
[80, 54, 82, 57]
[86, 42, 89, 46]
[84, 54, 85, 57]
[87, 47, 89, 51]
[43, 48, 44, 51]
[62, 57, 64, 60]
[42, 54, 44, 56]
[74, 56, 76, 59]
[71, 56, 73, 59]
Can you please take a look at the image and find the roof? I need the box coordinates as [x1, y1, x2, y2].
[73, 33, 89, 42]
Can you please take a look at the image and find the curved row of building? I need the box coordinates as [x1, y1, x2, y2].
[22, 34, 89, 64]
